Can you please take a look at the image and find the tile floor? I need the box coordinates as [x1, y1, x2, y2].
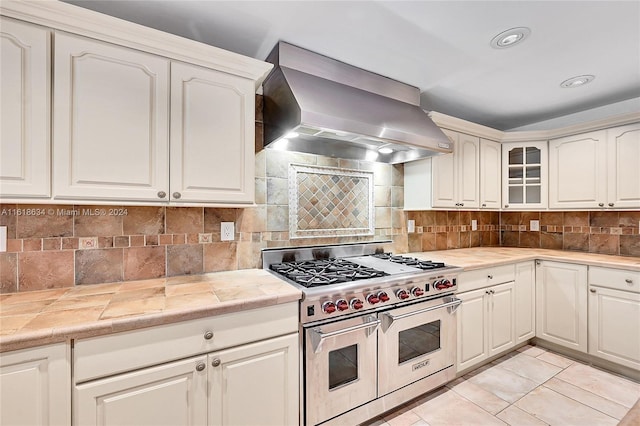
[362, 345, 640, 426]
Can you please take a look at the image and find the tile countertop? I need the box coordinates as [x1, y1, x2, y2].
[0, 269, 302, 353]
[408, 247, 640, 272]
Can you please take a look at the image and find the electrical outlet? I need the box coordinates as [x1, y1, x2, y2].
[407, 220, 415, 233]
[530, 220, 540, 231]
[0, 226, 6, 252]
[471, 220, 477, 231]
[221, 222, 235, 241]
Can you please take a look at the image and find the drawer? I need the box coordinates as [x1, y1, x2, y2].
[589, 266, 640, 293]
[74, 302, 298, 383]
[457, 264, 515, 293]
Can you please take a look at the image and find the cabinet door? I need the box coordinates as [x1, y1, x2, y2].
[488, 282, 515, 357]
[170, 62, 255, 203]
[208, 334, 298, 426]
[607, 123, 640, 209]
[432, 129, 457, 208]
[53, 32, 170, 202]
[75, 356, 207, 426]
[0, 343, 70, 426]
[457, 288, 488, 372]
[0, 18, 50, 198]
[480, 139, 501, 209]
[588, 286, 640, 370]
[514, 261, 536, 344]
[549, 131, 607, 209]
[502, 142, 547, 209]
[457, 133, 480, 208]
[536, 261, 588, 352]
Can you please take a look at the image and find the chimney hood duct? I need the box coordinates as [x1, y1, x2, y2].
[262, 42, 452, 164]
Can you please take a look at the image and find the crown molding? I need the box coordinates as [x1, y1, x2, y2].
[0, 0, 273, 88]
[428, 111, 504, 141]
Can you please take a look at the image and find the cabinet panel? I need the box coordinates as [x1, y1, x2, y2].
[549, 131, 606, 209]
[502, 141, 547, 209]
[170, 62, 255, 203]
[431, 129, 457, 208]
[607, 123, 640, 208]
[536, 261, 587, 352]
[0, 18, 50, 198]
[208, 334, 298, 426]
[53, 32, 170, 201]
[0, 343, 70, 426]
[514, 261, 536, 343]
[488, 282, 515, 356]
[480, 139, 501, 209]
[588, 286, 640, 370]
[75, 356, 207, 426]
[457, 288, 488, 371]
[458, 133, 480, 208]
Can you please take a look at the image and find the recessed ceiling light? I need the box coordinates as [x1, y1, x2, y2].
[490, 27, 531, 49]
[560, 75, 595, 88]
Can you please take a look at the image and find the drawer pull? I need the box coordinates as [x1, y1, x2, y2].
[204, 331, 214, 340]
[625, 279, 633, 284]
[196, 362, 206, 372]
[211, 358, 221, 367]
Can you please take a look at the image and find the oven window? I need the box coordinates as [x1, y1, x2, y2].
[328, 344, 358, 389]
[398, 320, 441, 364]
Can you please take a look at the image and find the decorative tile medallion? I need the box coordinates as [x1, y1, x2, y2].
[289, 164, 374, 238]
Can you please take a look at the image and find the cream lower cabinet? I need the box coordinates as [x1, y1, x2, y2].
[457, 280, 515, 372]
[0, 343, 71, 426]
[514, 261, 536, 344]
[588, 267, 640, 370]
[535, 261, 588, 352]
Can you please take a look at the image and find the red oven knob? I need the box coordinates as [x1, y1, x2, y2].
[435, 279, 452, 290]
[378, 292, 390, 302]
[366, 294, 380, 305]
[396, 289, 410, 300]
[336, 299, 349, 311]
[411, 287, 425, 297]
[350, 299, 364, 310]
[322, 301, 337, 314]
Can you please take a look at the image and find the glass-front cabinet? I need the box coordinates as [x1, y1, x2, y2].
[502, 141, 548, 209]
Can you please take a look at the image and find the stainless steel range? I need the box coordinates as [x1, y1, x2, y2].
[263, 241, 463, 426]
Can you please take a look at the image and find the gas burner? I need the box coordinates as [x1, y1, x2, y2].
[270, 258, 388, 288]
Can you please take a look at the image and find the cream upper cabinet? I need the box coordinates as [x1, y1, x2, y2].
[0, 343, 71, 426]
[0, 18, 50, 198]
[549, 130, 607, 209]
[53, 32, 170, 202]
[170, 62, 255, 203]
[479, 139, 501, 209]
[535, 261, 587, 352]
[502, 141, 547, 210]
[432, 129, 480, 209]
[607, 123, 640, 209]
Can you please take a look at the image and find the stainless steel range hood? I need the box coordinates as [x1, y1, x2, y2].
[262, 42, 452, 164]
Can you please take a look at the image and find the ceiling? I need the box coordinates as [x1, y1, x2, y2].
[64, 1, 640, 130]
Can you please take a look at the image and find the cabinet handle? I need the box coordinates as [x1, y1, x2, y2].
[173, 192, 182, 199]
[487, 275, 493, 279]
[482, 203, 487, 208]
[625, 279, 633, 284]
[504, 204, 509, 208]
[598, 203, 604, 207]
[211, 358, 221, 367]
[204, 331, 214, 340]
[608, 203, 614, 207]
[536, 260, 541, 266]
[196, 362, 206, 372]
[590, 288, 596, 293]
[157, 191, 167, 199]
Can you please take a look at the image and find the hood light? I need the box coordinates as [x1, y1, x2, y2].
[365, 150, 379, 162]
[378, 147, 394, 154]
[560, 75, 595, 88]
[285, 131, 299, 138]
[272, 138, 289, 150]
[490, 27, 531, 49]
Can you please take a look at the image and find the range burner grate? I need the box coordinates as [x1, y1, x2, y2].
[270, 258, 388, 288]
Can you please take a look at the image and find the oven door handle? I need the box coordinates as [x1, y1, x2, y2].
[381, 297, 462, 331]
[309, 316, 380, 353]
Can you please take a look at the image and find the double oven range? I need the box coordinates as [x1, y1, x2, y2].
[263, 242, 462, 425]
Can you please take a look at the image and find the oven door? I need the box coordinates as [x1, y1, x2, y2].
[378, 296, 461, 396]
[304, 314, 379, 426]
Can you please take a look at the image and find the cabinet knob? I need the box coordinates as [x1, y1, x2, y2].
[460, 203, 464, 207]
[204, 331, 214, 340]
[211, 358, 221, 367]
[482, 204, 487, 208]
[196, 362, 206, 372]
[608, 203, 614, 207]
[598, 203, 604, 207]
[504, 204, 509, 208]
[625, 279, 633, 284]
[157, 191, 167, 199]
[173, 192, 182, 199]
[455, 203, 460, 207]
[488, 275, 493, 279]
[590, 288, 596, 293]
